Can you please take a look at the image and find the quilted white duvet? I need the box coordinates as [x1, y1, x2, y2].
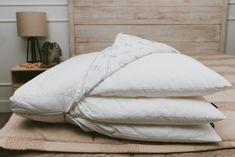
[10, 34, 231, 143]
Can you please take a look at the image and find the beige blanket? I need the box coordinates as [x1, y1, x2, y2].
[0, 99, 235, 153]
[1, 54, 235, 154]
[0, 109, 235, 153]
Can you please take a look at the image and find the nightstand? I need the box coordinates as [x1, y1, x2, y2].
[11, 66, 49, 92]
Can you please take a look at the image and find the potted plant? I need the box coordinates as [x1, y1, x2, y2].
[41, 42, 62, 67]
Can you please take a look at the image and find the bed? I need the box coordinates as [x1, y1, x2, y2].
[1, 0, 235, 156]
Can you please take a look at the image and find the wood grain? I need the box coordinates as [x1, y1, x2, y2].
[68, 0, 228, 56]
[74, 7, 222, 25]
[68, 0, 76, 57]
[219, 0, 229, 53]
[75, 25, 220, 42]
[74, 0, 224, 7]
[76, 42, 220, 55]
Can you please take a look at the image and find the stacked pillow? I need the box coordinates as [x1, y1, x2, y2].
[10, 34, 231, 143]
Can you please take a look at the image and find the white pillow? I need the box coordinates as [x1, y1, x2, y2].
[74, 116, 221, 143]
[10, 52, 99, 115]
[17, 112, 221, 143]
[90, 52, 231, 97]
[72, 97, 225, 125]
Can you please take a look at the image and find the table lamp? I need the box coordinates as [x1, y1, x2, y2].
[16, 12, 48, 63]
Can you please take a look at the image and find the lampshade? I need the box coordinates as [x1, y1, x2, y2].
[16, 12, 48, 37]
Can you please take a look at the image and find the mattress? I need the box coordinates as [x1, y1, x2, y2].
[1, 54, 235, 156]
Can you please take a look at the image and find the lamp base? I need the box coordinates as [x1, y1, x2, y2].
[26, 37, 41, 63]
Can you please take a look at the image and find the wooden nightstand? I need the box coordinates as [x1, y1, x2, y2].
[11, 66, 49, 92]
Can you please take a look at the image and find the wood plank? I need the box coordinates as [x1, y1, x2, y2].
[204, 89, 235, 103]
[223, 75, 235, 83]
[219, 0, 229, 53]
[75, 25, 220, 43]
[74, 6, 222, 24]
[209, 66, 235, 75]
[76, 42, 220, 55]
[166, 42, 220, 54]
[68, 0, 76, 57]
[74, 0, 224, 7]
[200, 58, 235, 66]
[193, 54, 235, 60]
[76, 43, 111, 54]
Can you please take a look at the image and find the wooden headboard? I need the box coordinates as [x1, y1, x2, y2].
[68, 0, 228, 56]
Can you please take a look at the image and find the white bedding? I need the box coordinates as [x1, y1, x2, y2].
[75, 97, 225, 125]
[10, 34, 231, 143]
[73, 116, 221, 143]
[91, 52, 230, 97]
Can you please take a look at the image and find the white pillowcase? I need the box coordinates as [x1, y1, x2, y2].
[90, 52, 231, 97]
[17, 112, 222, 143]
[10, 52, 99, 115]
[72, 97, 225, 125]
[73, 116, 221, 143]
